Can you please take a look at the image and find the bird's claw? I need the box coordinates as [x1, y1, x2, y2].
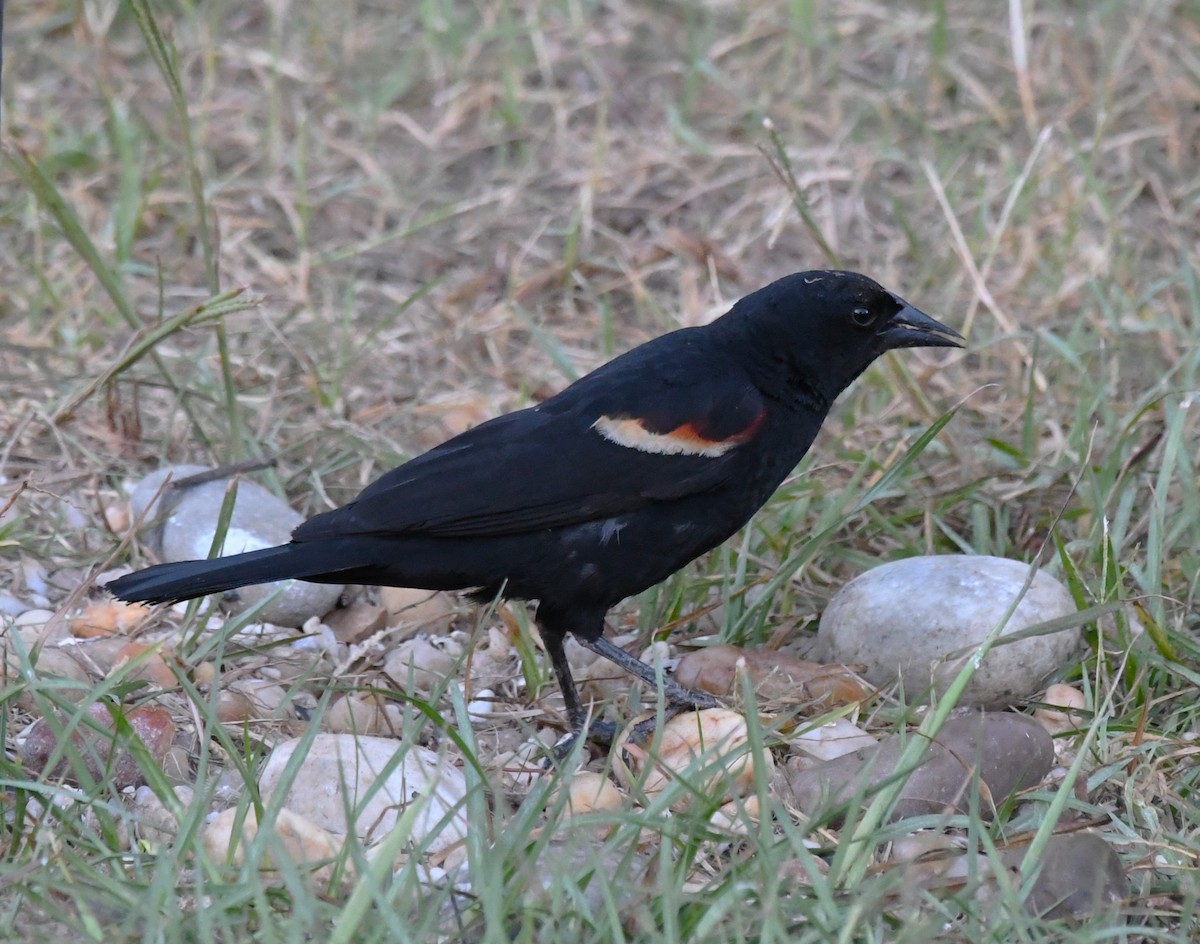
[543, 717, 622, 768]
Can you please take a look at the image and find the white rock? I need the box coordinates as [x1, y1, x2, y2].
[792, 718, 877, 761]
[202, 806, 347, 891]
[708, 795, 761, 836]
[466, 688, 496, 720]
[258, 733, 468, 855]
[817, 555, 1079, 707]
[382, 634, 464, 694]
[20, 560, 50, 599]
[12, 608, 57, 630]
[128, 464, 210, 526]
[0, 593, 28, 617]
[496, 738, 552, 790]
[132, 784, 195, 845]
[127, 465, 343, 627]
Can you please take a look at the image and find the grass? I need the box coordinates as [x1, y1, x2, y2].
[2, 0, 1199, 940]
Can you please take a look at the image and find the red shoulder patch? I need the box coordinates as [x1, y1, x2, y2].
[592, 409, 764, 457]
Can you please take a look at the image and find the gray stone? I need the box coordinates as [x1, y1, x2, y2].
[817, 555, 1079, 706]
[127, 464, 211, 549]
[1007, 833, 1128, 920]
[783, 711, 1054, 822]
[127, 465, 343, 626]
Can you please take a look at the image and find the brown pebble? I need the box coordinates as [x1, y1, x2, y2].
[323, 601, 388, 644]
[1007, 833, 1128, 919]
[193, 661, 217, 688]
[215, 689, 256, 723]
[70, 601, 152, 639]
[111, 642, 177, 688]
[378, 587, 456, 630]
[104, 503, 130, 533]
[675, 644, 872, 706]
[20, 702, 177, 789]
[161, 745, 192, 784]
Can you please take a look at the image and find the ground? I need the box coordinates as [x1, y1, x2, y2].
[1, 1, 1198, 941]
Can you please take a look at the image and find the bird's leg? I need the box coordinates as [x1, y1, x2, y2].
[542, 631, 618, 762]
[577, 635, 727, 751]
[578, 635, 724, 712]
[544, 630, 588, 734]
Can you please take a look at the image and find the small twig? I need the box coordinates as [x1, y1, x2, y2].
[169, 458, 278, 490]
[0, 480, 28, 519]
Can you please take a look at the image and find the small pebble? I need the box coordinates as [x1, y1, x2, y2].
[203, 806, 348, 892]
[467, 688, 496, 721]
[323, 694, 401, 735]
[324, 601, 388, 644]
[104, 503, 129, 533]
[110, 641, 177, 688]
[0, 593, 27, 617]
[614, 708, 773, 808]
[382, 635, 464, 695]
[1033, 683, 1087, 735]
[131, 784, 194, 845]
[378, 587, 457, 630]
[12, 648, 92, 706]
[551, 770, 623, 819]
[708, 795, 762, 837]
[13, 608, 55, 626]
[70, 601, 152, 638]
[792, 718, 877, 761]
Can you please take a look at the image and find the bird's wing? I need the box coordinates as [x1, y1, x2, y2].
[292, 341, 769, 541]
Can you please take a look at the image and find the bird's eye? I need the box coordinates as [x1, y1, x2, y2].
[851, 307, 874, 327]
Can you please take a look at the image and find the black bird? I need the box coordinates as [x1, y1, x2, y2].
[106, 271, 963, 748]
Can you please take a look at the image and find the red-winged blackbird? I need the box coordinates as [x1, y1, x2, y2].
[106, 271, 963, 748]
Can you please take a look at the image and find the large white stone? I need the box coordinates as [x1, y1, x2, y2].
[258, 733, 469, 855]
[816, 555, 1079, 706]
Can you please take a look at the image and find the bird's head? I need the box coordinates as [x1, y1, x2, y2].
[720, 270, 964, 406]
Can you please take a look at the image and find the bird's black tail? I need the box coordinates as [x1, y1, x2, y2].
[104, 542, 346, 605]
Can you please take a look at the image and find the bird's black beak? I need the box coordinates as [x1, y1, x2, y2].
[881, 299, 965, 350]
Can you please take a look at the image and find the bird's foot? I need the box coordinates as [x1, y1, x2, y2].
[544, 717, 621, 767]
[617, 702, 700, 751]
[666, 686, 724, 713]
[541, 632, 729, 767]
[544, 695, 732, 769]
